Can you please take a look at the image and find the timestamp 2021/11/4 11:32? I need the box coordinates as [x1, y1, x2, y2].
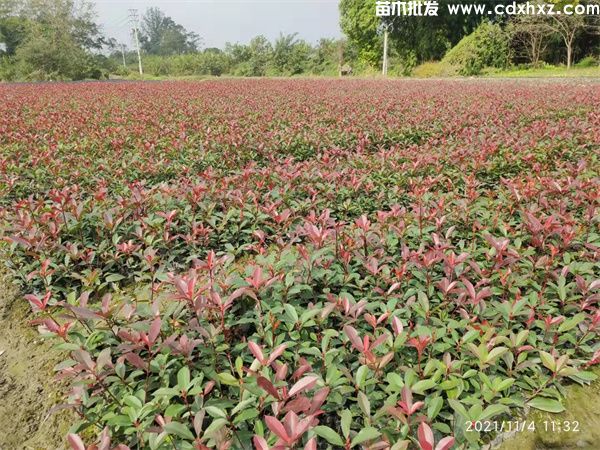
[466, 420, 581, 433]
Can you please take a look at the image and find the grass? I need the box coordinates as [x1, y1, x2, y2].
[485, 65, 600, 78]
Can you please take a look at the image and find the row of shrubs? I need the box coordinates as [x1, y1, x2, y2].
[409, 21, 598, 77]
[117, 24, 597, 80]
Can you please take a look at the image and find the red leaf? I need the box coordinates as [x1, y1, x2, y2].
[257, 376, 280, 399]
[265, 416, 290, 442]
[288, 375, 318, 397]
[68, 306, 102, 320]
[248, 341, 265, 364]
[267, 343, 287, 365]
[435, 436, 455, 450]
[73, 349, 95, 371]
[304, 437, 317, 450]
[253, 435, 270, 450]
[149, 317, 162, 344]
[124, 352, 147, 370]
[418, 422, 435, 450]
[392, 316, 404, 336]
[67, 434, 86, 450]
[343, 325, 364, 352]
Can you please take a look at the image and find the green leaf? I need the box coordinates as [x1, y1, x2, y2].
[439, 378, 460, 391]
[351, 427, 380, 446]
[358, 391, 370, 417]
[233, 408, 259, 424]
[449, 399, 470, 419]
[528, 397, 565, 413]
[539, 351, 556, 372]
[313, 425, 344, 446]
[341, 409, 352, 438]
[204, 418, 228, 436]
[217, 372, 238, 386]
[177, 366, 191, 389]
[231, 398, 255, 416]
[462, 329, 480, 344]
[123, 395, 143, 409]
[556, 275, 567, 301]
[284, 304, 298, 323]
[486, 347, 508, 364]
[386, 372, 404, 390]
[427, 396, 444, 420]
[165, 404, 187, 419]
[568, 371, 598, 384]
[462, 369, 478, 378]
[558, 314, 585, 332]
[480, 403, 509, 420]
[355, 365, 369, 389]
[412, 378, 436, 394]
[496, 378, 515, 391]
[163, 421, 195, 440]
[105, 273, 126, 283]
[205, 406, 227, 419]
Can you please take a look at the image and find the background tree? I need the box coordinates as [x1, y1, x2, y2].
[271, 32, 311, 75]
[339, 0, 382, 66]
[225, 35, 272, 76]
[0, 15, 28, 55]
[140, 7, 200, 55]
[543, 0, 594, 67]
[340, 0, 532, 68]
[311, 38, 351, 74]
[1, 0, 108, 80]
[507, 12, 552, 66]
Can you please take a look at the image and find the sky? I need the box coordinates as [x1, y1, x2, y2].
[93, 0, 343, 49]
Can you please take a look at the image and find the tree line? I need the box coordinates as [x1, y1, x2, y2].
[341, 0, 599, 74]
[1, 0, 599, 81]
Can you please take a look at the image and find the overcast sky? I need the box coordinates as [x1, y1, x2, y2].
[93, 0, 342, 49]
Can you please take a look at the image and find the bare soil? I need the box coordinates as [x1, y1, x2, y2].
[0, 270, 70, 450]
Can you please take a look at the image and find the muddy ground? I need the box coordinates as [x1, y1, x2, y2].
[493, 374, 600, 450]
[0, 270, 70, 450]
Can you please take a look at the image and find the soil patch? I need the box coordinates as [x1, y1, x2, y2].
[0, 270, 70, 450]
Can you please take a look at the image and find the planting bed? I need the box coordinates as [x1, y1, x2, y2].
[0, 79, 599, 450]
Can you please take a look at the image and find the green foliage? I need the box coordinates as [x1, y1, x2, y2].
[142, 51, 230, 77]
[14, 24, 106, 80]
[575, 55, 598, 68]
[226, 35, 272, 77]
[270, 33, 311, 75]
[0, 0, 108, 81]
[140, 7, 200, 56]
[339, 0, 381, 67]
[443, 21, 510, 75]
[0, 55, 18, 79]
[116, 35, 358, 79]
[411, 61, 454, 78]
[0, 15, 29, 55]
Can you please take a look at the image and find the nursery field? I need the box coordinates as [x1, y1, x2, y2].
[0, 79, 599, 450]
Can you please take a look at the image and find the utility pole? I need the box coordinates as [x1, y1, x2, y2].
[382, 26, 389, 76]
[129, 9, 143, 75]
[120, 43, 127, 69]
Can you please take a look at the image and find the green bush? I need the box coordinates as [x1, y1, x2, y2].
[442, 21, 510, 76]
[388, 51, 417, 77]
[143, 52, 230, 77]
[411, 61, 455, 78]
[0, 56, 19, 80]
[575, 56, 598, 68]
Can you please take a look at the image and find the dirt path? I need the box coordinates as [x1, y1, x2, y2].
[492, 374, 600, 450]
[0, 270, 70, 450]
